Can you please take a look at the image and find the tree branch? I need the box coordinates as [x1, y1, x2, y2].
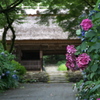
[0, 0, 23, 13]
[7, 0, 20, 8]
[2, 26, 9, 50]
[83, 0, 94, 9]
[4, 13, 15, 53]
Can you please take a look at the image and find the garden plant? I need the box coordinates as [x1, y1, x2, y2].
[0, 43, 26, 91]
[66, 0, 100, 99]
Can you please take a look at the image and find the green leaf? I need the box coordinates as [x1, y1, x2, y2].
[91, 37, 97, 42]
[75, 46, 81, 55]
[85, 30, 96, 38]
[90, 73, 95, 79]
[94, 0, 100, 11]
[90, 84, 100, 93]
[88, 42, 100, 52]
[80, 42, 87, 51]
[91, 63, 98, 72]
[93, 54, 100, 59]
[93, 42, 100, 49]
[92, 12, 100, 22]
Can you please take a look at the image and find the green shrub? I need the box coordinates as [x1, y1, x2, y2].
[58, 64, 67, 71]
[56, 60, 66, 66]
[11, 60, 26, 76]
[0, 43, 25, 91]
[0, 50, 19, 90]
[43, 55, 66, 65]
[76, 80, 100, 99]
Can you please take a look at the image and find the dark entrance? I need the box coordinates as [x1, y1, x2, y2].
[21, 50, 40, 60]
[20, 50, 41, 70]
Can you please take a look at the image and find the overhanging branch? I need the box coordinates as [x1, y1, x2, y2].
[4, 13, 15, 53]
[83, 0, 94, 8]
[0, 0, 23, 13]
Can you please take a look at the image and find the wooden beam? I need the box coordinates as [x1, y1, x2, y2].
[7, 39, 81, 45]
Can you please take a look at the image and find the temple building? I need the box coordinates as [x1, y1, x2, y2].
[0, 9, 81, 71]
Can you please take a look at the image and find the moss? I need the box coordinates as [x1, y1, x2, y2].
[22, 72, 49, 83]
[66, 71, 83, 82]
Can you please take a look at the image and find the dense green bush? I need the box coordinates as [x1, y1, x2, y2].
[76, 80, 100, 99]
[58, 64, 67, 71]
[0, 50, 19, 90]
[75, 1, 100, 99]
[11, 60, 26, 76]
[43, 55, 65, 65]
[0, 43, 26, 91]
[56, 60, 66, 66]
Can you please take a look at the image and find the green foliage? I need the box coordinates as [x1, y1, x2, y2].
[11, 60, 26, 76]
[39, 0, 97, 36]
[58, 64, 67, 71]
[76, 13, 100, 81]
[76, 0, 100, 99]
[0, 43, 26, 91]
[43, 55, 65, 65]
[0, 50, 19, 90]
[76, 80, 100, 99]
[56, 60, 66, 66]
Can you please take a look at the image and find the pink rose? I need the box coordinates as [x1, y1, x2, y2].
[66, 61, 76, 70]
[66, 53, 77, 71]
[80, 19, 93, 31]
[66, 45, 77, 54]
[97, 98, 100, 100]
[66, 53, 76, 62]
[76, 53, 91, 69]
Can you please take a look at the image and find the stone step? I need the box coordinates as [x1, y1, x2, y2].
[49, 81, 67, 83]
[49, 79, 67, 82]
[45, 68, 67, 83]
[47, 72, 67, 75]
[50, 78, 66, 81]
[47, 72, 67, 83]
[49, 76, 66, 78]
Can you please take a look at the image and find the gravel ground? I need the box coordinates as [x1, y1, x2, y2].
[0, 83, 76, 100]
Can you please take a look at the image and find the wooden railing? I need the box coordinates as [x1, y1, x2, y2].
[21, 60, 41, 70]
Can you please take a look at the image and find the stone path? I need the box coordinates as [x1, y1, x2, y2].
[45, 65, 67, 82]
[45, 65, 58, 72]
[0, 83, 76, 100]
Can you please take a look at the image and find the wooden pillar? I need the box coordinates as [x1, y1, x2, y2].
[40, 50, 44, 71]
[16, 45, 21, 63]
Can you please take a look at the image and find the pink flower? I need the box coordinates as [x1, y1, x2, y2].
[66, 53, 78, 71]
[97, 98, 100, 100]
[80, 19, 93, 31]
[76, 53, 91, 69]
[66, 53, 76, 62]
[66, 61, 76, 71]
[66, 45, 77, 54]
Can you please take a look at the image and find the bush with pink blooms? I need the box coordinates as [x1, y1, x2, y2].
[66, 45, 91, 71]
[67, 0, 100, 99]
